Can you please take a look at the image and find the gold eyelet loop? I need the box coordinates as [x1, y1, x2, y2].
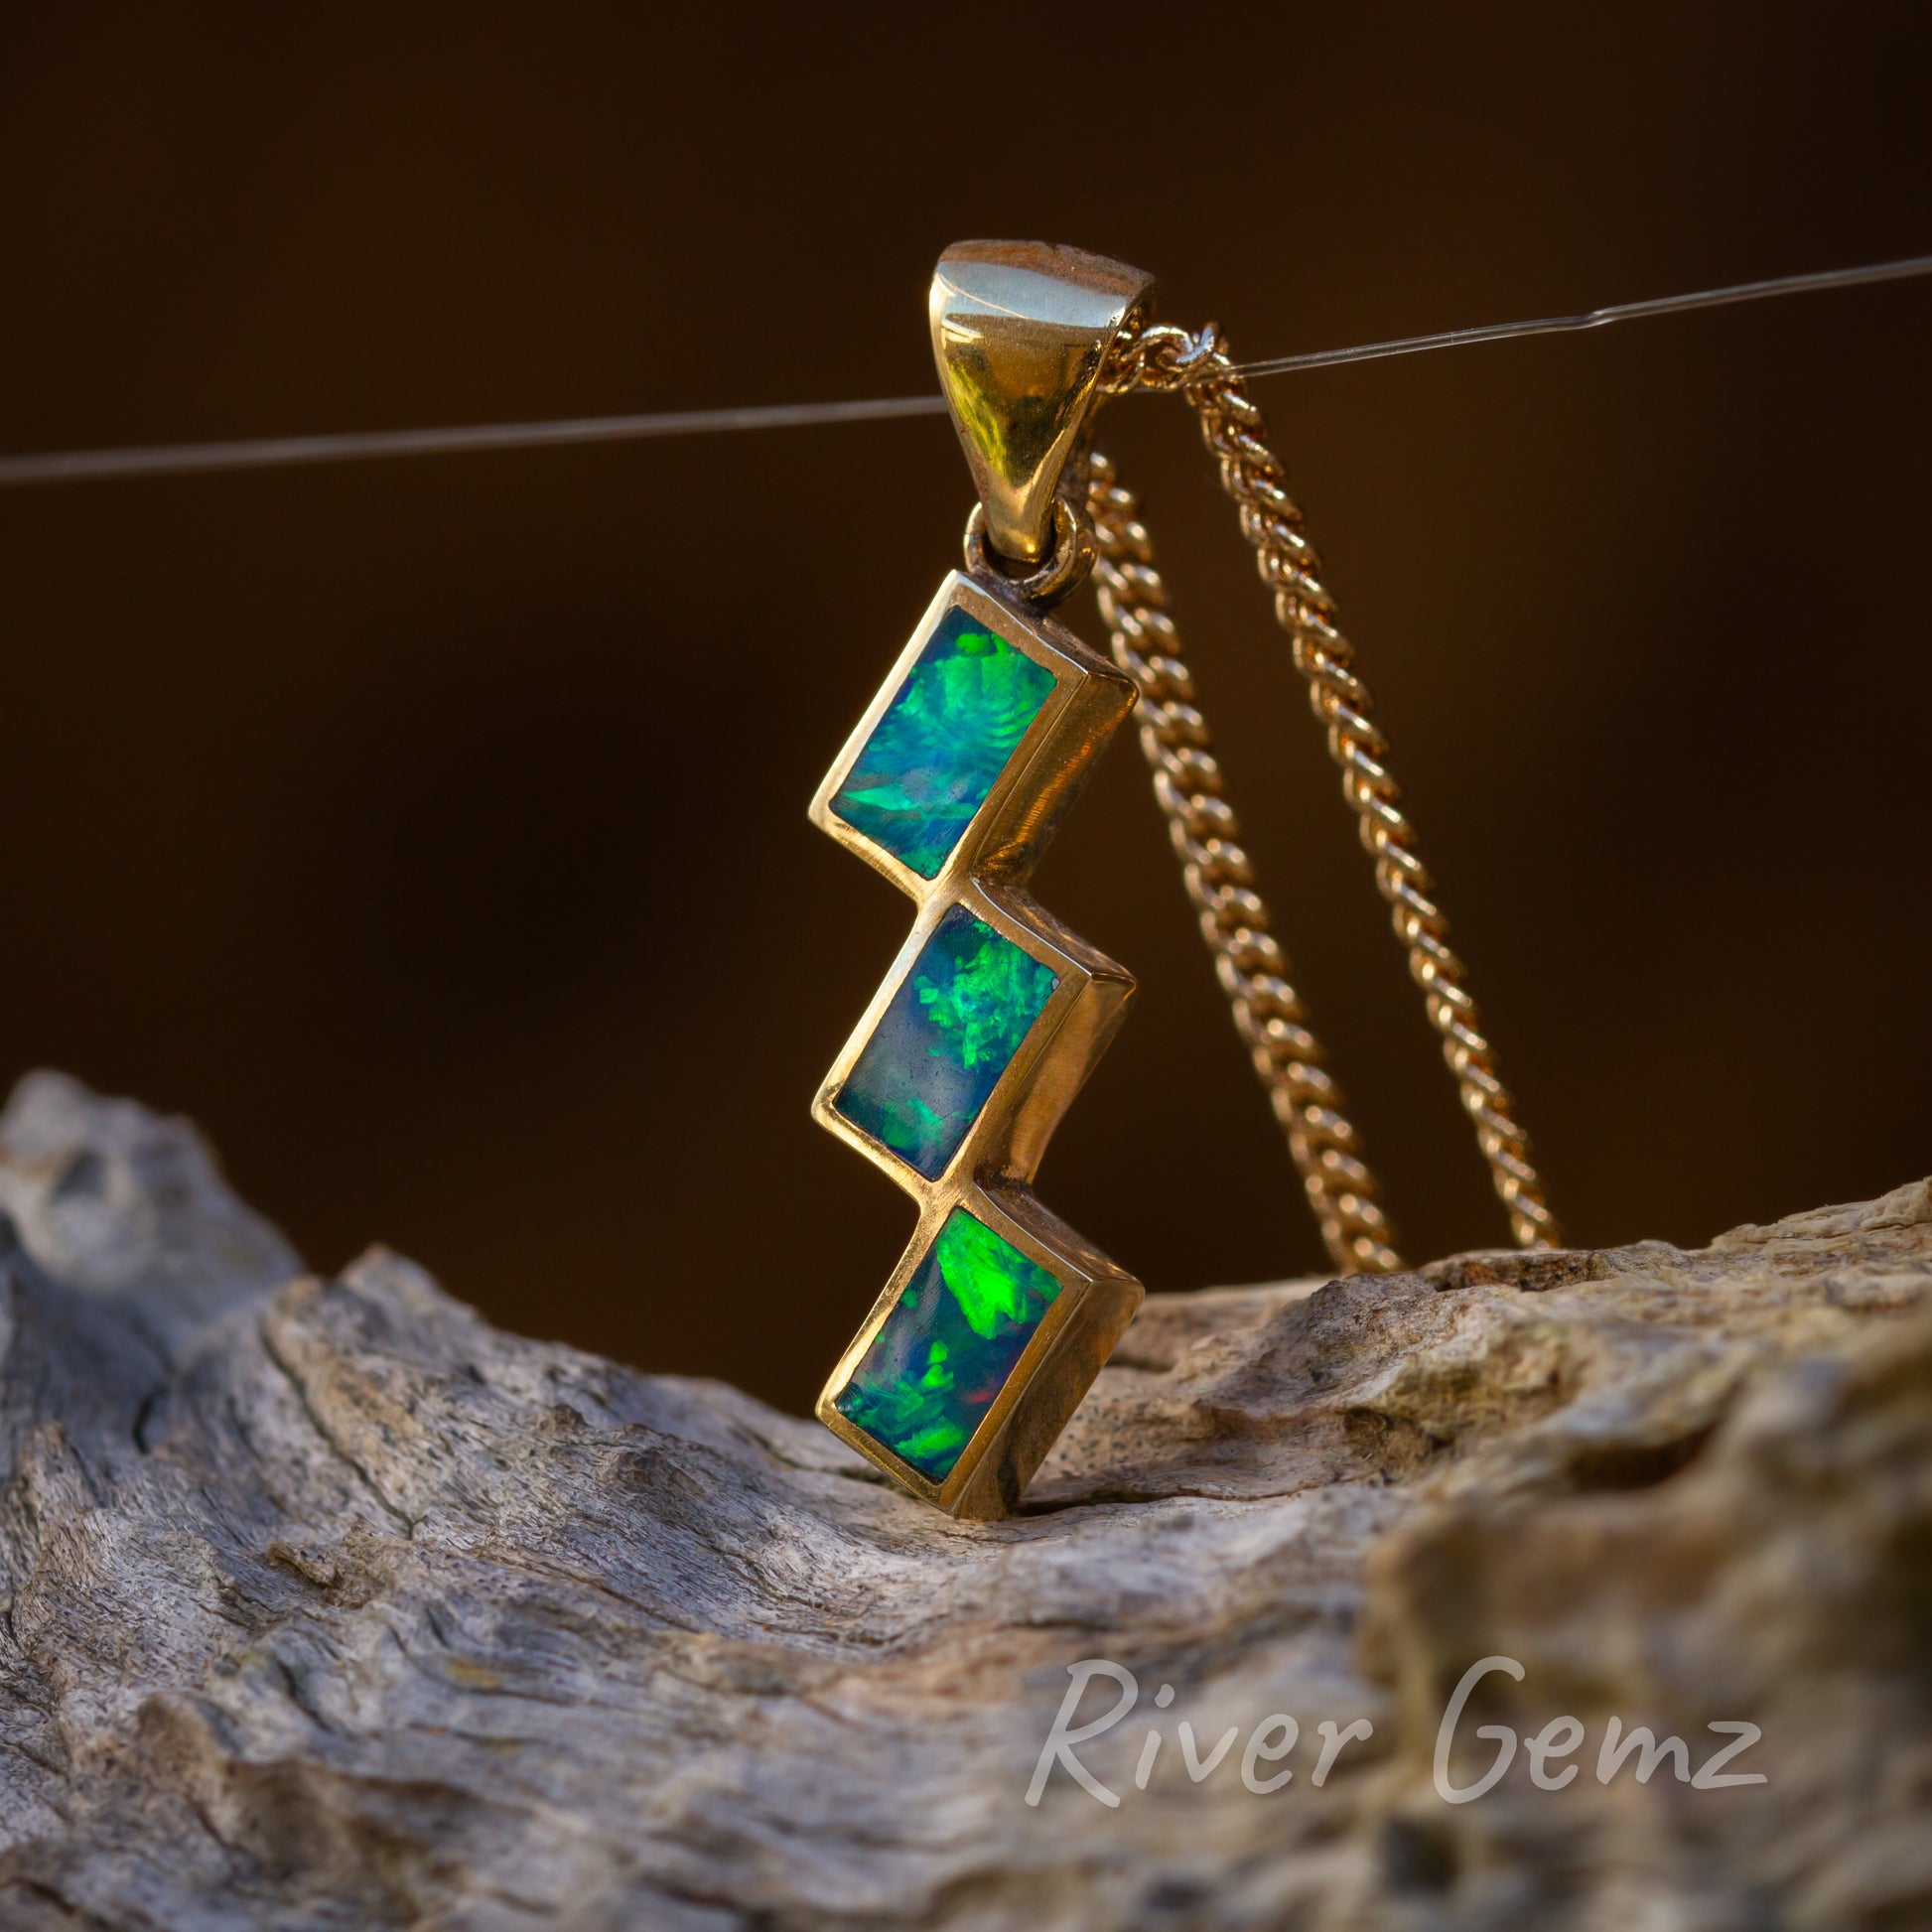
[962, 496, 1095, 609]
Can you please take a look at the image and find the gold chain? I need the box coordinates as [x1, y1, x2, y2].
[1087, 453, 1403, 1276]
[1092, 321, 1562, 1254]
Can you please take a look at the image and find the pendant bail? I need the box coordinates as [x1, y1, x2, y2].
[930, 241, 1156, 573]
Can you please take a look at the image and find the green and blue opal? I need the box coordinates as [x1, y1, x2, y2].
[834, 904, 1058, 1177]
[835, 1207, 1063, 1482]
[832, 608, 1058, 879]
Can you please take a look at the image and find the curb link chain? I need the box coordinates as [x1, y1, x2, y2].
[1094, 319, 1562, 1255]
[1088, 452, 1405, 1276]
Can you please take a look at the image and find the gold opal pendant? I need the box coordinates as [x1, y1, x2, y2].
[810, 241, 1561, 1516]
[809, 245, 1153, 1519]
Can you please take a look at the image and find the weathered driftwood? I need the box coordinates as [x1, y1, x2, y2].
[0, 1070, 1926, 1930]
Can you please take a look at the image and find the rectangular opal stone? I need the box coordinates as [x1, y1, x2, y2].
[834, 1207, 1062, 1482]
[831, 606, 1058, 879]
[834, 904, 1058, 1178]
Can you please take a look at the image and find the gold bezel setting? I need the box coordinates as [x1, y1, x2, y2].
[809, 570, 1143, 1519]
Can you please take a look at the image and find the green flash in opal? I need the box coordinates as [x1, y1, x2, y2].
[832, 607, 1057, 878]
[914, 920, 1059, 1070]
[834, 1208, 1062, 1483]
[833, 905, 1058, 1178]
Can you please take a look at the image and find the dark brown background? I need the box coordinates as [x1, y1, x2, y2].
[2, 7, 1926, 1413]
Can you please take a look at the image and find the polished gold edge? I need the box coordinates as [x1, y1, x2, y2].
[807, 572, 1130, 899]
[808, 888, 1132, 1196]
[813, 1182, 1143, 1519]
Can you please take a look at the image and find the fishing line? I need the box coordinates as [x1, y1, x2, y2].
[1, 252, 1926, 489]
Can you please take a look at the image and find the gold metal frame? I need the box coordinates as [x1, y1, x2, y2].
[809, 570, 1143, 1519]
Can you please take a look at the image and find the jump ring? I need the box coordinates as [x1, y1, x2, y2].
[963, 497, 1096, 608]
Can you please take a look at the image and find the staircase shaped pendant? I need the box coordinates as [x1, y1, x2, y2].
[810, 562, 1144, 1517]
[810, 243, 1159, 1518]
